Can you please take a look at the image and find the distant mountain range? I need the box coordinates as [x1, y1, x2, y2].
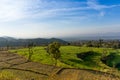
[0, 35, 119, 47]
[0, 36, 68, 47]
[62, 32, 120, 41]
[63, 36, 120, 41]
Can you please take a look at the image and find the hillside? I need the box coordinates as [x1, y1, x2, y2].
[0, 51, 119, 80]
[10, 46, 120, 79]
[0, 37, 68, 47]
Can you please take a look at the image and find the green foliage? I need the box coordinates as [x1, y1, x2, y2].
[47, 42, 61, 65]
[10, 46, 120, 72]
[101, 52, 120, 68]
[27, 42, 34, 61]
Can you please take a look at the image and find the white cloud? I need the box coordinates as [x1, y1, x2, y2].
[0, 0, 120, 22]
[87, 0, 120, 10]
[0, 0, 25, 21]
[86, 0, 120, 18]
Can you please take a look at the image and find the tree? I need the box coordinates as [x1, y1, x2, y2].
[27, 42, 34, 61]
[86, 41, 93, 47]
[98, 39, 103, 48]
[47, 42, 61, 66]
[118, 41, 120, 48]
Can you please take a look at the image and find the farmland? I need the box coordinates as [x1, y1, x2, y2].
[10, 46, 120, 78]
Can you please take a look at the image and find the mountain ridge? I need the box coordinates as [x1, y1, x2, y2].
[0, 36, 68, 47]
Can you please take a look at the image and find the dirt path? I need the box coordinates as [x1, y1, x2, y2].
[0, 51, 119, 80]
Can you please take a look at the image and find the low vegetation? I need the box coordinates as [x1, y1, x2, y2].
[10, 46, 120, 74]
[0, 71, 20, 80]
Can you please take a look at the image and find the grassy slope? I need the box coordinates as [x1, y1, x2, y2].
[10, 46, 120, 72]
[8, 46, 120, 80]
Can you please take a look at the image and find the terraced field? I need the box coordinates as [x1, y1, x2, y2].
[0, 48, 119, 79]
[0, 51, 62, 80]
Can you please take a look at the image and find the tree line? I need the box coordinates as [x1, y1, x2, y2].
[70, 39, 120, 49]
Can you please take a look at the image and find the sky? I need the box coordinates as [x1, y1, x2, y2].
[0, 0, 120, 38]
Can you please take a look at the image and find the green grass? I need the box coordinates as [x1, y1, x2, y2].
[60, 46, 113, 70]
[0, 70, 20, 80]
[0, 69, 48, 80]
[10, 46, 120, 72]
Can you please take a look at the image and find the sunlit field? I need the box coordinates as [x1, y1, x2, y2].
[10, 46, 120, 73]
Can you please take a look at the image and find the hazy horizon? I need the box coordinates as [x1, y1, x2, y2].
[0, 0, 120, 38]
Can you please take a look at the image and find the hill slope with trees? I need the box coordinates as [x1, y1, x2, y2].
[0, 37, 68, 47]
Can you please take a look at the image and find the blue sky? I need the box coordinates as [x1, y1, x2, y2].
[0, 0, 120, 38]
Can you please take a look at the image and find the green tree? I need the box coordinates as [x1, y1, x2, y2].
[98, 39, 103, 48]
[27, 42, 34, 61]
[47, 42, 61, 66]
[86, 41, 93, 47]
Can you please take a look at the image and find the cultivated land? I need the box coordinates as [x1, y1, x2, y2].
[5, 46, 120, 80]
